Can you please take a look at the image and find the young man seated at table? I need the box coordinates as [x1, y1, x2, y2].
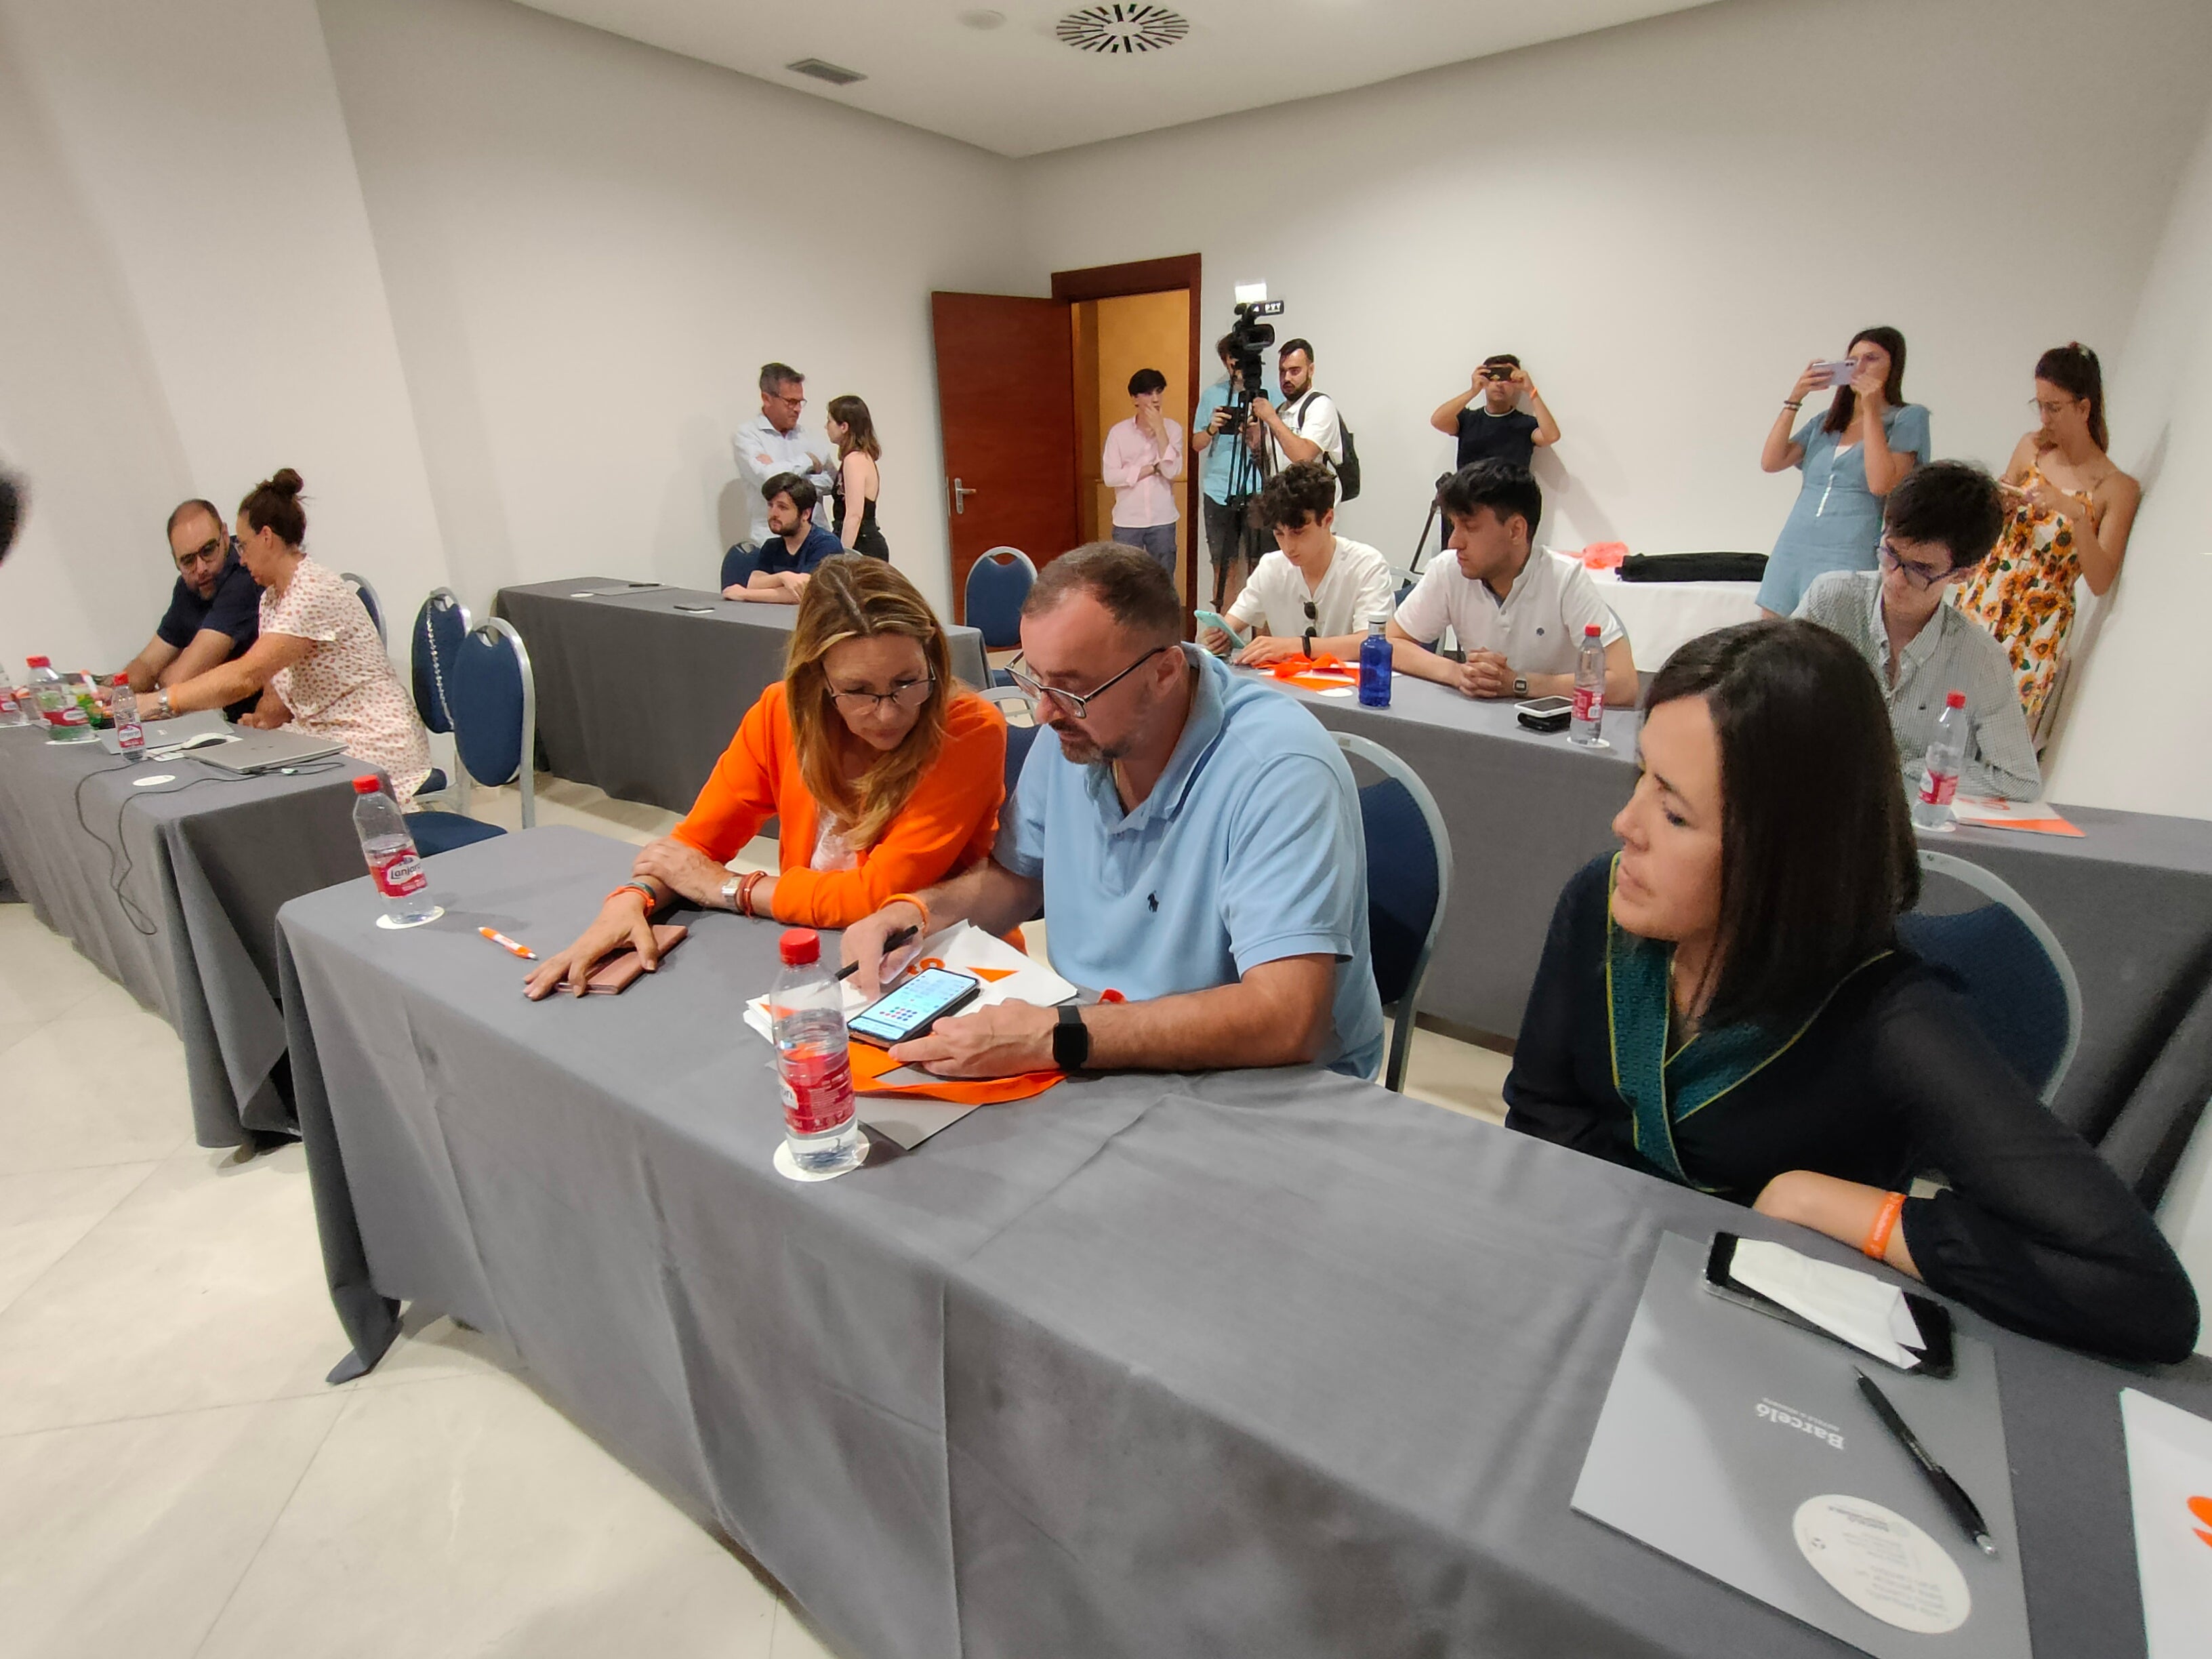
[116, 499, 263, 720]
[1386, 462, 1637, 706]
[1502, 619, 2197, 1363]
[723, 473, 844, 605]
[842, 542, 1385, 1082]
[1793, 459, 2041, 801]
[1199, 461, 1397, 667]
[527, 557, 1007, 996]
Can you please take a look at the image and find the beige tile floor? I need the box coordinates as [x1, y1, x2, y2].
[0, 772, 1507, 1657]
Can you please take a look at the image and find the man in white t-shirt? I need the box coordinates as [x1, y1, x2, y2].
[1388, 462, 1639, 703]
[1248, 337, 1343, 485]
[1204, 461, 1395, 666]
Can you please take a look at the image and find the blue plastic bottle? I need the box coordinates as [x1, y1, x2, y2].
[1357, 616, 1393, 708]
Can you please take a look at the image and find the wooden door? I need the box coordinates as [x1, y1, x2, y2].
[930, 293, 1078, 621]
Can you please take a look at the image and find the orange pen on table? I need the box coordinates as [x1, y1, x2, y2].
[479, 927, 536, 960]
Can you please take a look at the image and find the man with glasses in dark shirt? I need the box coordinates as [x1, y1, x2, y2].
[117, 499, 262, 720]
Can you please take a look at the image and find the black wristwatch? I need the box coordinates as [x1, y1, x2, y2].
[1052, 1004, 1091, 1073]
[1303, 628, 1317, 655]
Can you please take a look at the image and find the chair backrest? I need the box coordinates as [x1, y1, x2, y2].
[965, 548, 1036, 649]
[449, 617, 536, 828]
[720, 543, 758, 592]
[1333, 731, 1454, 1091]
[974, 684, 1040, 797]
[1896, 848, 2081, 1103]
[342, 571, 385, 645]
[410, 588, 472, 735]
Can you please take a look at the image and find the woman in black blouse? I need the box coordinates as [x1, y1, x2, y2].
[1504, 620, 2197, 1363]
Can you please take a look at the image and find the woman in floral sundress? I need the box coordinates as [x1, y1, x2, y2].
[1954, 344, 2140, 733]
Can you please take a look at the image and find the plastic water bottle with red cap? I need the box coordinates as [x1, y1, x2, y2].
[1912, 691, 1969, 832]
[770, 928, 864, 1176]
[1570, 623, 1607, 747]
[351, 775, 441, 926]
[26, 657, 93, 743]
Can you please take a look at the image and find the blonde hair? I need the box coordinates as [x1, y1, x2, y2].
[785, 556, 954, 848]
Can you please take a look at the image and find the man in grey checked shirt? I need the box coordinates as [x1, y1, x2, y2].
[1795, 459, 2042, 802]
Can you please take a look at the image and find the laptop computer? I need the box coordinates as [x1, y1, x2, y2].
[100, 709, 231, 755]
[193, 727, 346, 775]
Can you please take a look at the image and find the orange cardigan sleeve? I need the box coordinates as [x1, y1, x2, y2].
[669, 684, 787, 861]
[770, 695, 1008, 929]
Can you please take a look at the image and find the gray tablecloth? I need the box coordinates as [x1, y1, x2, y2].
[1267, 671, 2212, 1200]
[275, 824, 2210, 1659]
[0, 724, 379, 1146]
[493, 579, 989, 817]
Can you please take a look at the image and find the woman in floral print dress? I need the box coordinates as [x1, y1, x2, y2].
[1954, 344, 2140, 733]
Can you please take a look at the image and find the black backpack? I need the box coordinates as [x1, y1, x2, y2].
[1287, 392, 1361, 501]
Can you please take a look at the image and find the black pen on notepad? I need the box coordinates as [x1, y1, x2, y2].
[1853, 1367, 1996, 1557]
[832, 925, 918, 983]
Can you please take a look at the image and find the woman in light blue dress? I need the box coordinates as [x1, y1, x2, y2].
[1757, 326, 1930, 615]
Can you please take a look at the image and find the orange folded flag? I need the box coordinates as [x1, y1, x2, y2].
[846, 1038, 1064, 1106]
[1267, 653, 1357, 691]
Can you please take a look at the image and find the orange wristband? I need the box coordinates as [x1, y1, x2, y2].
[606, 881, 657, 913]
[1862, 1191, 1907, 1261]
[738, 870, 768, 918]
[885, 891, 932, 939]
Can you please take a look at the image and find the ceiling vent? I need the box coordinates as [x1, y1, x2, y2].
[786, 58, 866, 87]
[1056, 5, 1189, 54]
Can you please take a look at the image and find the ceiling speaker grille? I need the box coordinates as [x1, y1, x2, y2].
[786, 58, 866, 86]
[1056, 5, 1190, 54]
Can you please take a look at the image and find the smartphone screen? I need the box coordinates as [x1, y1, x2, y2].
[849, 966, 981, 1047]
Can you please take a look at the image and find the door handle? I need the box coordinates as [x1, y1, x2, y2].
[951, 477, 978, 514]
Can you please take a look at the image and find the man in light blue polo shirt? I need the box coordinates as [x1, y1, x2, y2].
[842, 542, 1384, 1082]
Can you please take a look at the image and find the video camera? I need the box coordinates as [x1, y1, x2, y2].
[1225, 293, 1285, 415]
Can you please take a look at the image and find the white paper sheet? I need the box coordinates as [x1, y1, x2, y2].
[2120, 1389, 2212, 1659]
[744, 921, 1076, 1041]
[1730, 1237, 1923, 1370]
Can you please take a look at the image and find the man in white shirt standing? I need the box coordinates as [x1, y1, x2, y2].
[1102, 367, 1185, 575]
[1389, 462, 1639, 704]
[731, 362, 834, 548]
[1248, 337, 1343, 483]
[1204, 462, 1395, 665]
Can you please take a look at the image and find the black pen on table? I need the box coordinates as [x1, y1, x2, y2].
[832, 924, 918, 983]
[1853, 1366, 1996, 1557]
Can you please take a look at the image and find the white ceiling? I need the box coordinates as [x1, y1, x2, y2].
[516, 0, 1718, 157]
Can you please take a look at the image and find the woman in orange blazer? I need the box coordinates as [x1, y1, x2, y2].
[528, 556, 1007, 997]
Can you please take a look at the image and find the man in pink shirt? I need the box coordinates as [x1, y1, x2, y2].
[1102, 368, 1185, 577]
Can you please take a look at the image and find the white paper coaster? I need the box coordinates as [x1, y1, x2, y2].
[132, 773, 177, 786]
[375, 906, 445, 930]
[773, 1136, 869, 1183]
[1793, 1494, 1970, 1633]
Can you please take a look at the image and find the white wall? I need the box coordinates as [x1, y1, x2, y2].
[316, 0, 1022, 623]
[1013, 0, 2212, 577]
[0, 0, 450, 670]
[2043, 103, 2212, 821]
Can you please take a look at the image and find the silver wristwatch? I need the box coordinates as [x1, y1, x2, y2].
[720, 874, 744, 910]
[1513, 674, 1529, 697]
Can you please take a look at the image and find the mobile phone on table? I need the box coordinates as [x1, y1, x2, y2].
[1704, 1232, 1954, 1377]
[672, 602, 715, 613]
[1515, 695, 1574, 733]
[1193, 609, 1250, 650]
[584, 924, 690, 994]
[848, 966, 983, 1048]
[1810, 359, 1859, 389]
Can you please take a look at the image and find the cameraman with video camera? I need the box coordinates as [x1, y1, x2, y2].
[1192, 334, 1257, 608]
[1250, 338, 1343, 482]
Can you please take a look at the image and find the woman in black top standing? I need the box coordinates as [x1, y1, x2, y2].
[826, 394, 890, 562]
[1504, 619, 2197, 1363]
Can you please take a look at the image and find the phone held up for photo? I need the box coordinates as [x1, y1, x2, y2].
[848, 966, 983, 1049]
[1810, 359, 1860, 390]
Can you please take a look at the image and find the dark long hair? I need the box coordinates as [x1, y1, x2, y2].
[1822, 325, 1908, 436]
[2035, 342, 2108, 452]
[1644, 621, 1919, 1030]
[827, 394, 881, 461]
